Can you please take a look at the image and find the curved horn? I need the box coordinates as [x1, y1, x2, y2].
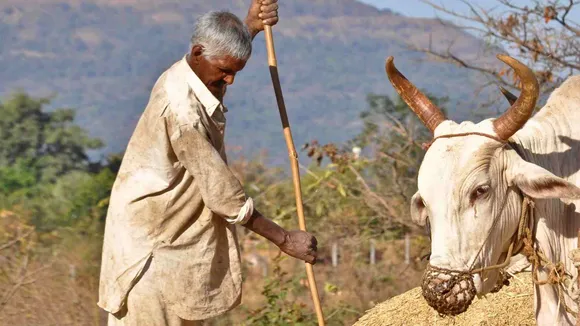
[498, 86, 518, 105]
[493, 54, 539, 140]
[385, 56, 446, 133]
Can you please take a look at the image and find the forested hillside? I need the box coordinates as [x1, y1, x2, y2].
[0, 0, 499, 163]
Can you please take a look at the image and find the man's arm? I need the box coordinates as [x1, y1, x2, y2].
[169, 119, 250, 219]
[167, 113, 317, 264]
[245, 0, 279, 39]
[243, 209, 318, 265]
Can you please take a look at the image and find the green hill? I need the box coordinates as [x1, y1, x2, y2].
[0, 0, 500, 165]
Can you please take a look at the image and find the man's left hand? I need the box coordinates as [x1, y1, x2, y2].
[245, 0, 279, 38]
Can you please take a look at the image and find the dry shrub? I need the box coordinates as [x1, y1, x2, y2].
[0, 209, 107, 326]
[211, 234, 430, 326]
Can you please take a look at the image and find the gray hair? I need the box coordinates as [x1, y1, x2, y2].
[190, 11, 252, 60]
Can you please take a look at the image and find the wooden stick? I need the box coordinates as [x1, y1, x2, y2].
[263, 24, 326, 326]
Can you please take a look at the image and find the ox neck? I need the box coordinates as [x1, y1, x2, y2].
[508, 101, 580, 180]
[506, 107, 580, 296]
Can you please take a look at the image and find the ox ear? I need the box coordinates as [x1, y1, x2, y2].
[508, 159, 580, 200]
[411, 191, 429, 226]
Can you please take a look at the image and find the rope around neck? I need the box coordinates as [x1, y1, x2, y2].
[420, 131, 580, 318]
[421, 132, 507, 150]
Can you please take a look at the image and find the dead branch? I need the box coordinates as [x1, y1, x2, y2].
[413, 0, 579, 106]
[0, 229, 34, 252]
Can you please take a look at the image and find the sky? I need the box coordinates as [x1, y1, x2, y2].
[359, 0, 580, 23]
[362, 0, 480, 18]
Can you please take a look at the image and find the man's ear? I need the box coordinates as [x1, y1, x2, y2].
[411, 191, 428, 226]
[508, 158, 580, 199]
[190, 45, 204, 63]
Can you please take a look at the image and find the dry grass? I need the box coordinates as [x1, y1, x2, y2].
[0, 210, 107, 326]
[354, 272, 535, 326]
[1, 211, 432, 326]
[0, 258, 106, 326]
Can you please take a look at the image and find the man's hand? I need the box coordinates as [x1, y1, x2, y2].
[278, 230, 318, 265]
[245, 0, 279, 38]
[242, 209, 318, 264]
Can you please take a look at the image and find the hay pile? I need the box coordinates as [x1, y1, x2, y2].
[354, 272, 535, 326]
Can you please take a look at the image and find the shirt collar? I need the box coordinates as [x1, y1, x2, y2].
[179, 54, 228, 116]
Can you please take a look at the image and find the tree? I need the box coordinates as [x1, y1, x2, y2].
[0, 92, 103, 189]
[413, 0, 579, 106]
[0, 91, 118, 230]
[272, 90, 450, 242]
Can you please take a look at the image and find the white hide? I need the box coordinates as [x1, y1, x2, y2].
[413, 76, 580, 326]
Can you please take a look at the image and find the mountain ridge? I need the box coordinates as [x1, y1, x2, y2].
[0, 0, 501, 164]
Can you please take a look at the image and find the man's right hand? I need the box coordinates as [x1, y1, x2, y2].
[241, 209, 318, 264]
[278, 230, 318, 264]
[245, 0, 279, 38]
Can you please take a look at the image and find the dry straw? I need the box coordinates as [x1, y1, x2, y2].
[354, 272, 535, 326]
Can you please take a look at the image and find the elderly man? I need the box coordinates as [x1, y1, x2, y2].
[97, 1, 318, 325]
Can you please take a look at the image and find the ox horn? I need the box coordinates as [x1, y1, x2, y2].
[493, 54, 539, 140]
[385, 56, 446, 133]
[498, 86, 518, 105]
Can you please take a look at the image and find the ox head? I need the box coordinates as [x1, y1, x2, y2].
[385, 54, 580, 315]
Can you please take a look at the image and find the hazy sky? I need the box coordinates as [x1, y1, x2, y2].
[360, 0, 580, 22]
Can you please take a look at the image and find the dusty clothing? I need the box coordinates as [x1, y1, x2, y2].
[108, 259, 204, 326]
[98, 54, 254, 321]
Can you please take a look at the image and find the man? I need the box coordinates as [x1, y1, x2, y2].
[97, 1, 318, 325]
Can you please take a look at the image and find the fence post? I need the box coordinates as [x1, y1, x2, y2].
[261, 261, 268, 277]
[331, 242, 338, 268]
[69, 264, 76, 280]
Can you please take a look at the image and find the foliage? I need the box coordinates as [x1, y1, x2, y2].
[0, 88, 437, 325]
[0, 92, 103, 185]
[351, 92, 448, 188]
[0, 91, 114, 323]
[0, 92, 117, 231]
[266, 90, 450, 239]
[243, 254, 317, 326]
[417, 0, 580, 109]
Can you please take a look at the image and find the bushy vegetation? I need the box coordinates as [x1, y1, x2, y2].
[0, 90, 443, 325]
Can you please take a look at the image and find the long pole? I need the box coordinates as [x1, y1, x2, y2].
[263, 25, 326, 326]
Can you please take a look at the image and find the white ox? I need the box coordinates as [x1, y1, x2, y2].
[385, 54, 580, 325]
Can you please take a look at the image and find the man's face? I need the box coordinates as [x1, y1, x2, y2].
[188, 45, 247, 102]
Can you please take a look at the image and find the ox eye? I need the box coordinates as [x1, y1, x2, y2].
[470, 185, 490, 203]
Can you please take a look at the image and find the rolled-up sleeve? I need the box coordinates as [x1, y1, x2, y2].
[167, 114, 253, 225]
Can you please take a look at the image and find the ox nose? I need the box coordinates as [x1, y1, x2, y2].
[421, 264, 477, 316]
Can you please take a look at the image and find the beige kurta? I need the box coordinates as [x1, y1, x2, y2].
[98, 55, 254, 321]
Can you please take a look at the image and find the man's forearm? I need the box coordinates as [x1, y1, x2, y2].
[243, 209, 287, 246]
[245, 22, 260, 40]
